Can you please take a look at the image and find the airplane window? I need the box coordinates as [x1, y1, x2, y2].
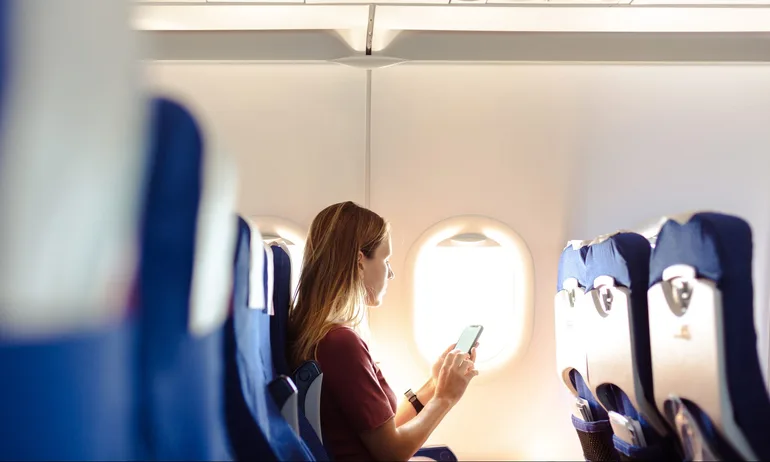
[410, 217, 534, 372]
[249, 216, 306, 299]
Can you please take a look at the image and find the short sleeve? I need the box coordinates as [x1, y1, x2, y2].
[316, 327, 395, 433]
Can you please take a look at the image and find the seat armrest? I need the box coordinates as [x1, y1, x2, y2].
[267, 375, 299, 435]
[413, 445, 458, 461]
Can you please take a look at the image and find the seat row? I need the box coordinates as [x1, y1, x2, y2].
[0, 3, 457, 455]
[556, 213, 770, 461]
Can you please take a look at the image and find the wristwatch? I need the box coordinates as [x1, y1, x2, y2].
[405, 388, 424, 414]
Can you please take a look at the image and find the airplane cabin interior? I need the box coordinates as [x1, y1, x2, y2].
[1, 0, 770, 460]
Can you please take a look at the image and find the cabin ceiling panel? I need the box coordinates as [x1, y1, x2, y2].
[380, 31, 770, 62]
[134, 3, 770, 34]
[141, 31, 355, 61]
[142, 30, 770, 62]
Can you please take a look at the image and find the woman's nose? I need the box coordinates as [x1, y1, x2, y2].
[388, 266, 395, 280]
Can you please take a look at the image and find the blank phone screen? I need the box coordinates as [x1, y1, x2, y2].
[456, 326, 482, 354]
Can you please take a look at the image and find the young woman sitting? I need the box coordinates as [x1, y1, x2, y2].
[288, 201, 479, 462]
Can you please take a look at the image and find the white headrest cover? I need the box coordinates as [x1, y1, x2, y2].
[263, 243, 275, 316]
[187, 134, 238, 338]
[0, 0, 145, 337]
[242, 217, 266, 311]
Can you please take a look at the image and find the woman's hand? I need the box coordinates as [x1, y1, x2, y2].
[433, 349, 479, 406]
[431, 343, 478, 386]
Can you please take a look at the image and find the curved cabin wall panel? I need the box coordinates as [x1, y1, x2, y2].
[144, 63, 367, 228]
[369, 63, 770, 460]
[144, 60, 770, 460]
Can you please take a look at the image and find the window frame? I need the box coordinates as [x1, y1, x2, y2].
[404, 215, 535, 376]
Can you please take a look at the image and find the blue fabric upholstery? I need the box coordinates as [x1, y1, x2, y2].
[225, 217, 313, 461]
[0, 5, 137, 458]
[0, 326, 137, 461]
[270, 244, 292, 377]
[268, 243, 329, 460]
[414, 446, 458, 461]
[558, 245, 605, 419]
[584, 233, 684, 460]
[137, 97, 232, 461]
[583, 233, 654, 422]
[557, 245, 589, 292]
[649, 212, 770, 460]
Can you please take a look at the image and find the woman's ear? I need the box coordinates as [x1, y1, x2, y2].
[357, 250, 365, 271]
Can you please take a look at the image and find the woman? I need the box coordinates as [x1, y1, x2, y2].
[287, 201, 479, 461]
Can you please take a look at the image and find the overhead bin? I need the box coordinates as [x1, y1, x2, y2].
[135, 2, 770, 62]
[134, 3, 770, 33]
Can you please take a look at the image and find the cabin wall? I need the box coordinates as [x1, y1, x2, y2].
[145, 62, 770, 461]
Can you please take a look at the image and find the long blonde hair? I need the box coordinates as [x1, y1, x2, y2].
[287, 201, 389, 369]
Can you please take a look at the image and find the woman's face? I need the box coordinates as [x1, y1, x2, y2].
[360, 234, 394, 307]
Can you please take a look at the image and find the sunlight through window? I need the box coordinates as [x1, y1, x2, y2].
[409, 217, 534, 373]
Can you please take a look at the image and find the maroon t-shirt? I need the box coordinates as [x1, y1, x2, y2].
[315, 326, 398, 461]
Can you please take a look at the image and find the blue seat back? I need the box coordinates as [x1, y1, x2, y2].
[650, 212, 770, 460]
[557, 245, 606, 417]
[270, 243, 292, 377]
[225, 217, 313, 461]
[555, 245, 618, 461]
[0, 1, 144, 458]
[583, 233, 679, 460]
[137, 97, 236, 461]
[267, 243, 329, 461]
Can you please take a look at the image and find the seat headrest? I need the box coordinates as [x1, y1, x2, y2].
[264, 243, 275, 316]
[0, 0, 144, 337]
[584, 232, 651, 292]
[649, 212, 752, 289]
[187, 110, 238, 338]
[144, 97, 237, 338]
[240, 216, 267, 311]
[557, 246, 588, 292]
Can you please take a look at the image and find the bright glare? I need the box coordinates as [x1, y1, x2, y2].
[414, 243, 517, 370]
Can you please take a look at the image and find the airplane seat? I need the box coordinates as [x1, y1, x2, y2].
[268, 243, 330, 460]
[225, 216, 314, 461]
[270, 241, 292, 377]
[137, 97, 237, 460]
[582, 233, 680, 461]
[555, 245, 618, 461]
[648, 212, 770, 461]
[291, 359, 458, 462]
[0, 0, 145, 458]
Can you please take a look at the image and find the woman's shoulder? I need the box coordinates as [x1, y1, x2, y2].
[317, 325, 370, 357]
[320, 325, 362, 346]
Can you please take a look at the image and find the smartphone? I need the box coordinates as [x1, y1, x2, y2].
[455, 325, 484, 355]
[608, 411, 647, 447]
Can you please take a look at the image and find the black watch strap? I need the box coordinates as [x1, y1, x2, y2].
[405, 389, 424, 414]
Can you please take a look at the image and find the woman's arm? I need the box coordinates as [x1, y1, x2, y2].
[360, 350, 478, 461]
[394, 378, 436, 427]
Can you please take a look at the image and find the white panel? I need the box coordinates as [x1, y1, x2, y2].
[133, 4, 370, 30]
[369, 63, 770, 460]
[375, 6, 770, 31]
[369, 64, 583, 461]
[144, 63, 366, 229]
